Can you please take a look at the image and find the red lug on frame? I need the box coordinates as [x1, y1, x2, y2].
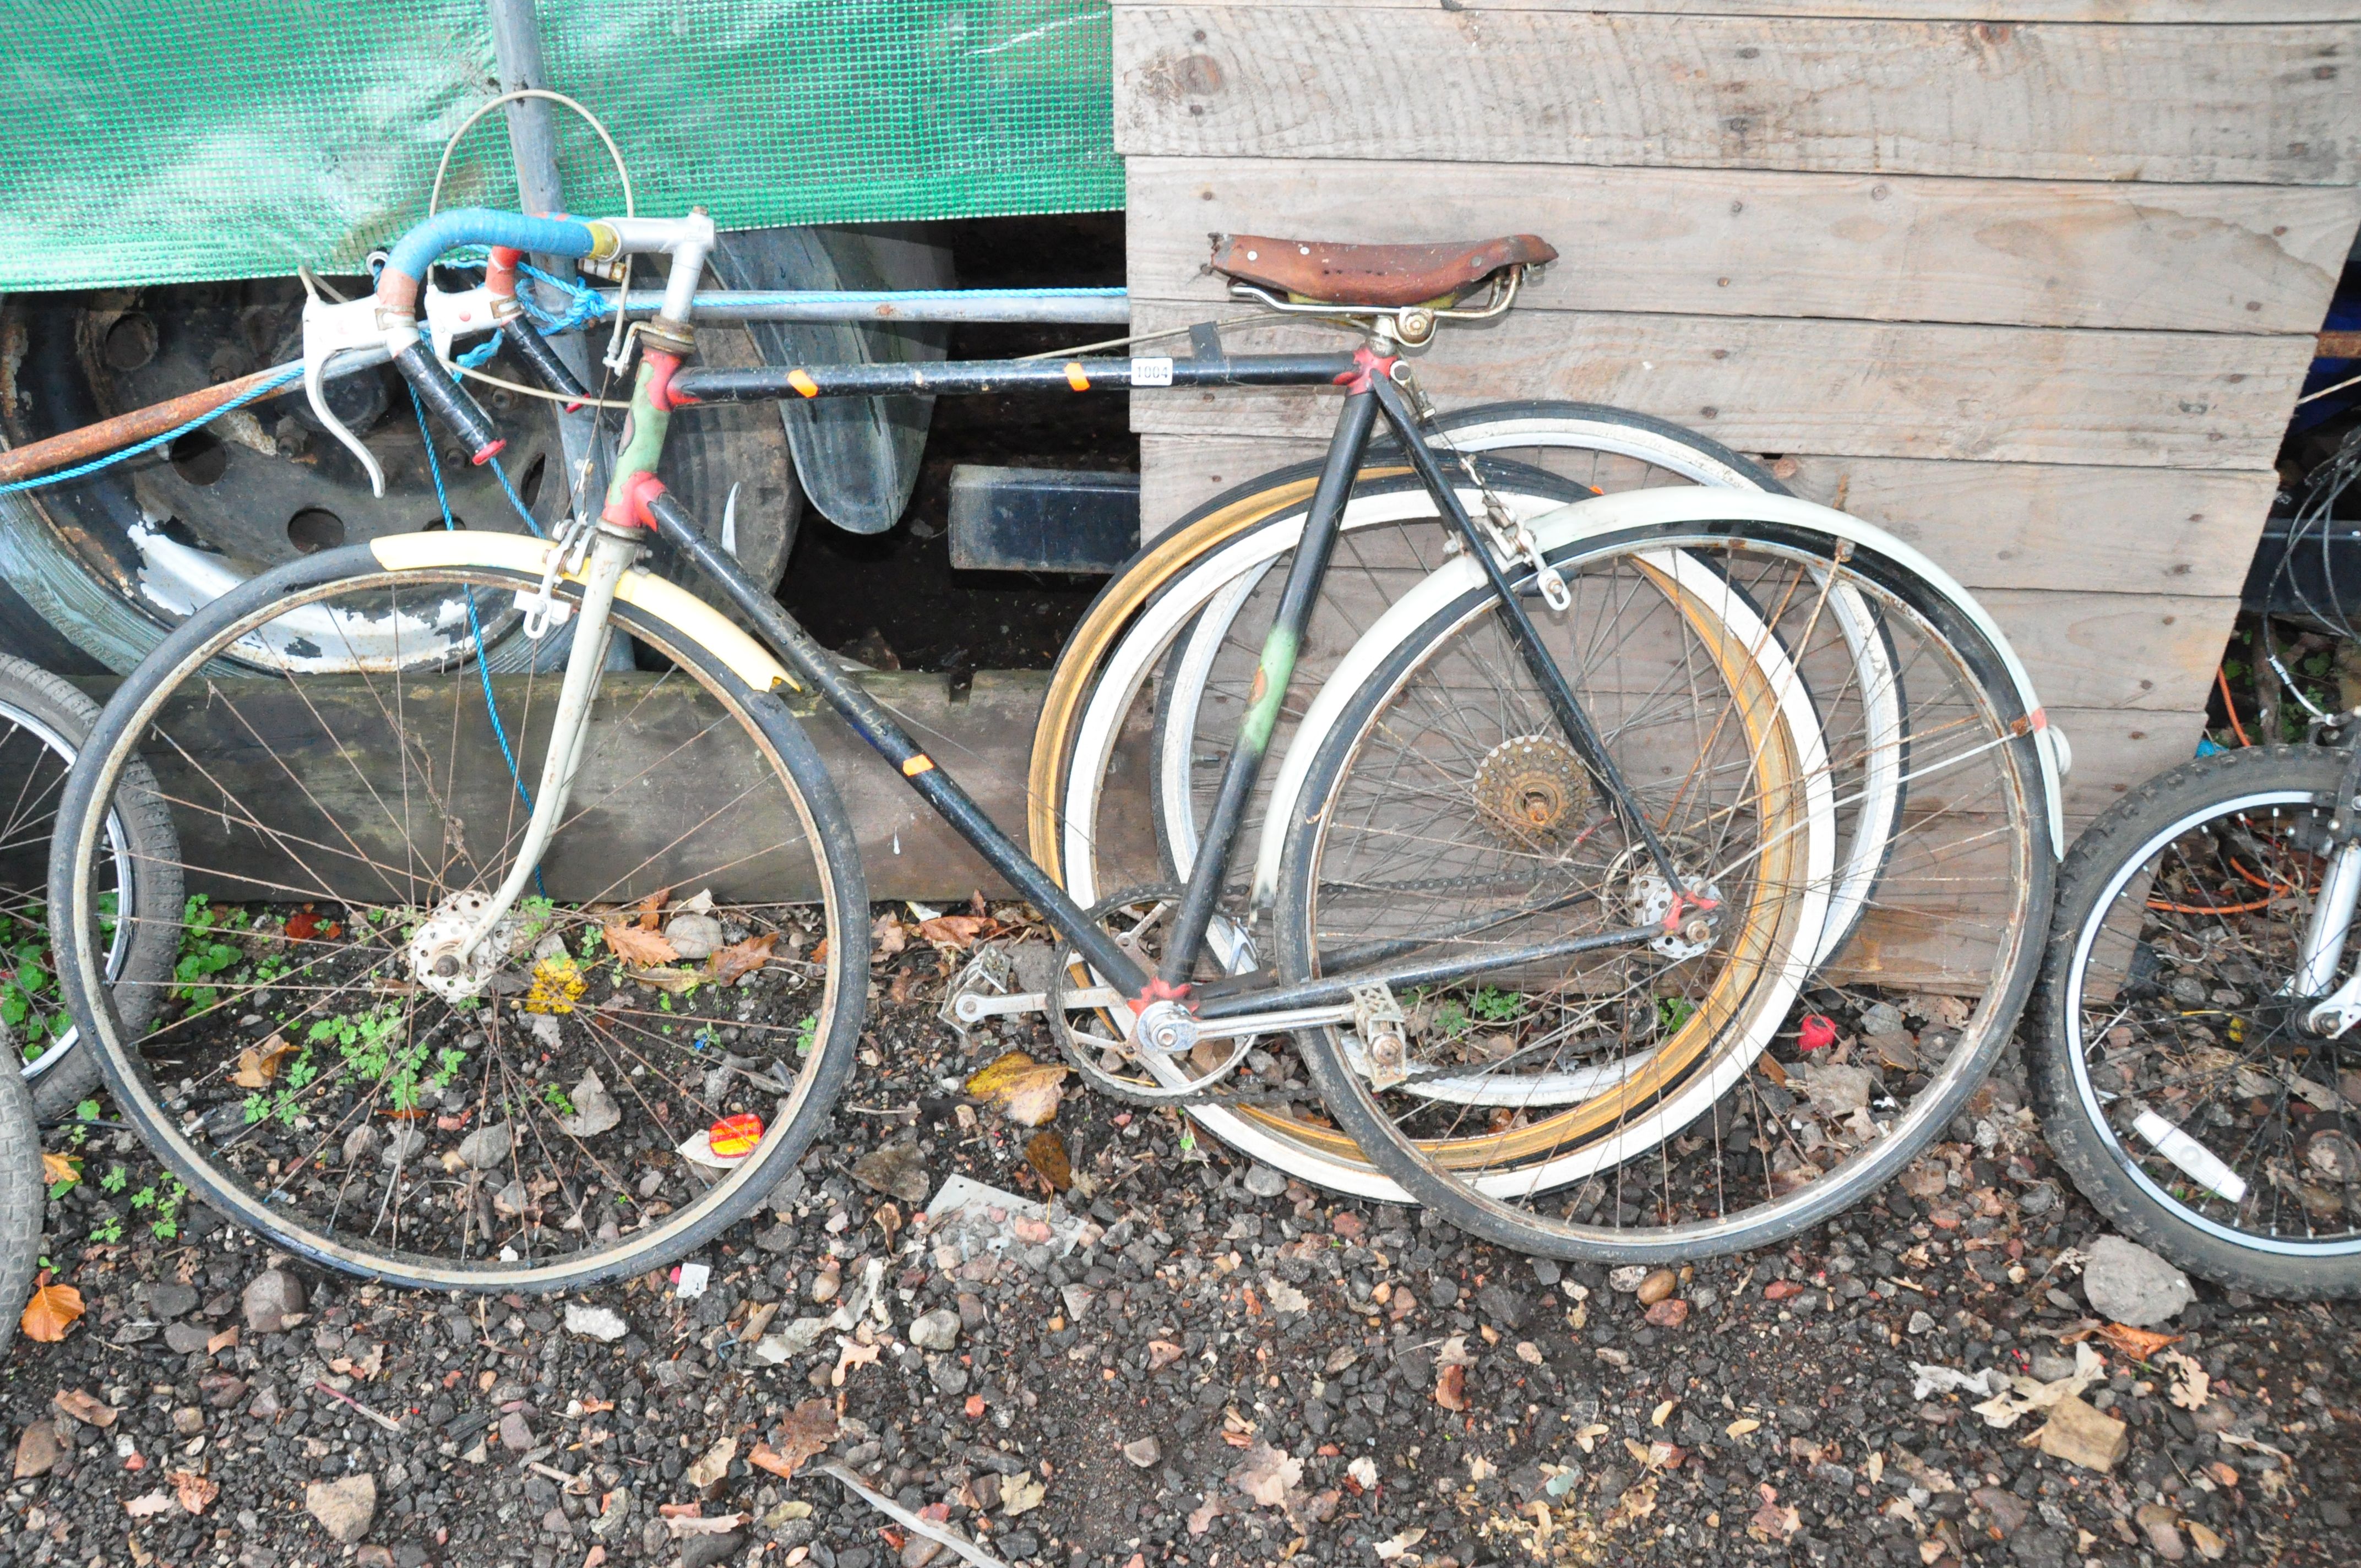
[1332, 346, 1399, 396]
[1127, 975, 1195, 1015]
[601, 470, 667, 531]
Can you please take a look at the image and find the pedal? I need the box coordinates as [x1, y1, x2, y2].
[1351, 982, 1409, 1090]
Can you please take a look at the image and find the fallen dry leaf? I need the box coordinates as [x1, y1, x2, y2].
[124, 1489, 175, 1518]
[21, 1281, 84, 1343]
[1434, 1363, 1468, 1411]
[2095, 1321, 2182, 1360]
[1147, 1340, 1184, 1371]
[625, 963, 699, 994]
[662, 1512, 750, 1538]
[831, 1336, 881, 1387]
[635, 887, 672, 929]
[965, 1051, 1069, 1126]
[1230, 1439, 1303, 1509]
[749, 1401, 838, 1482]
[684, 1436, 736, 1490]
[871, 912, 908, 959]
[708, 932, 777, 985]
[1749, 1498, 1801, 1541]
[602, 920, 679, 966]
[1001, 1472, 1046, 1515]
[1025, 1128, 1073, 1190]
[170, 1471, 218, 1515]
[2161, 1349, 2212, 1411]
[53, 1389, 117, 1427]
[230, 1033, 297, 1089]
[915, 913, 994, 950]
[41, 1152, 77, 1187]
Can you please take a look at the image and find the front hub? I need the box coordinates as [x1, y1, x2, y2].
[406, 889, 519, 1003]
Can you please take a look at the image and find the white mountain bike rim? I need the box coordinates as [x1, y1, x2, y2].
[2064, 786, 2361, 1259]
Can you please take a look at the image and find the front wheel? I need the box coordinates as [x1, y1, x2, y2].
[2034, 745, 2361, 1298]
[48, 540, 869, 1292]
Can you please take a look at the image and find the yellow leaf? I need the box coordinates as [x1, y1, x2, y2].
[1651, 1399, 1677, 1427]
[20, 1281, 84, 1342]
[41, 1152, 78, 1187]
[966, 1052, 1070, 1126]
[1726, 1418, 1762, 1439]
[524, 957, 587, 1015]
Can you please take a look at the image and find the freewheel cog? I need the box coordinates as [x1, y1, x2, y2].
[1472, 733, 1593, 846]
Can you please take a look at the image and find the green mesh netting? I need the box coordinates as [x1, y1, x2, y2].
[0, 1, 1120, 293]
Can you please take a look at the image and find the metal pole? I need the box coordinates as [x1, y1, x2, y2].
[486, 0, 607, 517]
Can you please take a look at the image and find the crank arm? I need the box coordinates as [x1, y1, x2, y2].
[951, 984, 1124, 1023]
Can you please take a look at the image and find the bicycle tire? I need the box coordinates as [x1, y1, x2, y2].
[0, 1036, 41, 1353]
[0, 652, 181, 1119]
[2033, 745, 2361, 1298]
[1277, 515, 2055, 1260]
[49, 537, 869, 1292]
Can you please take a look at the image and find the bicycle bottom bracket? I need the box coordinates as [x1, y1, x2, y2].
[407, 889, 516, 1002]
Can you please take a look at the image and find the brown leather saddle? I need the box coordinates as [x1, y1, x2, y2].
[1208, 233, 1557, 309]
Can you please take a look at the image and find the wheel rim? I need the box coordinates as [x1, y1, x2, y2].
[58, 560, 850, 1284]
[0, 693, 132, 1081]
[2064, 785, 2361, 1257]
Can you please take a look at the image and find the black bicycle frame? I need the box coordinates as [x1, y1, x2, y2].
[650, 345, 1675, 1014]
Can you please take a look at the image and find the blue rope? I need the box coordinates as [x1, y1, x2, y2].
[0, 363, 304, 497]
[406, 378, 543, 879]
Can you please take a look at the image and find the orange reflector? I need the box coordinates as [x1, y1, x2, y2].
[902, 753, 935, 777]
[707, 1112, 764, 1161]
[787, 369, 820, 398]
[1064, 361, 1090, 391]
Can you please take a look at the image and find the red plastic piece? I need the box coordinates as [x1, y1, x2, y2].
[708, 1113, 764, 1160]
[1798, 1014, 1837, 1052]
[469, 438, 507, 466]
[1128, 974, 1194, 1014]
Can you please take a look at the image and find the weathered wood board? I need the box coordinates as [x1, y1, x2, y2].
[1128, 306, 2314, 470]
[1141, 434, 2280, 602]
[1128, 159, 2361, 334]
[1114, 8, 2361, 185]
[1125, 1, 2361, 19]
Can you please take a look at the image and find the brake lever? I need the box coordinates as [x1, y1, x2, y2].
[300, 291, 388, 497]
[422, 281, 498, 366]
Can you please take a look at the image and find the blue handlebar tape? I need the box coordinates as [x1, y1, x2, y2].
[385, 209, 597, 286]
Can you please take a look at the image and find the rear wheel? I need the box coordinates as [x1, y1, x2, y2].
[49, 546, 867, 1291]
[1277, 523, 2052, 1259]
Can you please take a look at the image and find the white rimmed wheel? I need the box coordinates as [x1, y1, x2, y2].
[1275, 520, 2053, 1260]
[2034, 745, 2361, 1298]
[47, 537, 869, 1291]
[0, 653, 180, 1118]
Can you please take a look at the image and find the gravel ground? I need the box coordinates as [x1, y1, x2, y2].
[7, 916, 2355, 1568]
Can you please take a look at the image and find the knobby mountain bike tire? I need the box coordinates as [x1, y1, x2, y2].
[1277, 505, 2057, 1260]
[1, 652, 181, 1119]
[48, 536, 868, 1292]
[2034, 745, 2361, 1298]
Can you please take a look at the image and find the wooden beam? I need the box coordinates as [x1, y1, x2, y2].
[1128, 158, 2361, 335]
[1127, 304, 2313, 470]
[1114, 8, 2361, 185]
[1140, 435, 2278, 602]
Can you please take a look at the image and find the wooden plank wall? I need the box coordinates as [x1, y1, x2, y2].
[1114, 0, 2361, 830]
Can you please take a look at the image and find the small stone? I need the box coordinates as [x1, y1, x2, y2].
[2137, 1502, 2187, 1561]
[1907, 1310, 1937, 1336]
[13, 1419, 63, 1479]
[163, 1321, 214, 1355]
[1644, 1298, 1690, 1329]
[148, 1284, 199, 1319]
[1801, 1063, 1874, 1115]
[456, 1123, 513, 1170]
[1427, 1277, 1459, 1309]
[852, 1144, 931, 1204]
[1607, 1265, 1651, 1294]
[1858, 1001, 1906, 1036]
[170, 1407, 205, 1437]
[663, 913, 725, 961]
[242, 1268, 306, 1333]
[908, 1309, 961, 1352]
[342, 1124, 379, 1165]
[563, 1304, 629, 1342]
[499, 1413, 535, 1452]
[555, 1071, 621, 1138]
[1634, 1268, 1677, 1306]
[379, 1127, 426, 1166]
[1243, 1165, 1288, 1199]
[2029, 1350, 2077, 1384]
[2082, 1236, 2193, 1327]
[1123, 1436, 1161, 1468]
[679, 1531, 745, 1568]
[1475, 1283, 1528, 1330]
[304, 1474, 377, 1544]
[811, 1266, 840, 1303]
[2038, 1394, 2129, 1473]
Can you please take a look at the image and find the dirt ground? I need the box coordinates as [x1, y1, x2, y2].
[5, 912, 2357, 1568]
